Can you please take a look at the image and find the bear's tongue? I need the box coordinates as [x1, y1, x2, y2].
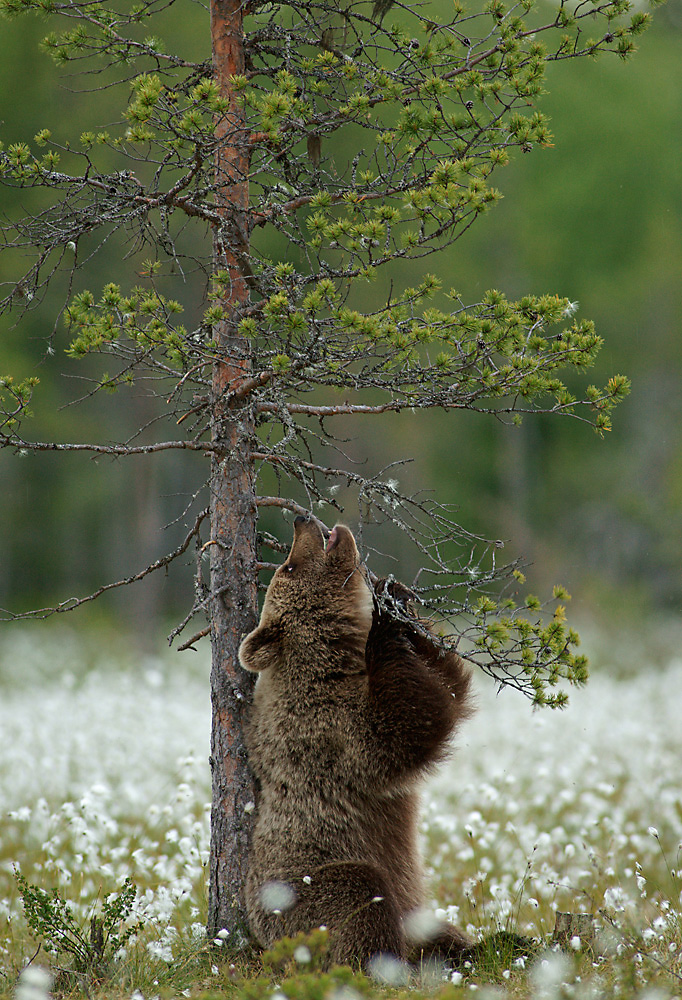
[325, 526, 338, 553]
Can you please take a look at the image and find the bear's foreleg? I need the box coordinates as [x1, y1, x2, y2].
[364, 608, 468, 778]
[405, 626, 472, 724]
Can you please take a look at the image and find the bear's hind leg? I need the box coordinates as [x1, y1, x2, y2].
[273, 861, 405, 969]
[408, 920, 472, 966]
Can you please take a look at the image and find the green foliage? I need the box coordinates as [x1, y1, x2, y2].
[260, 928, 330, 975]
[468, 582, 587, 707]
[0, 0, 639, 432]
[65, 280, 189, 370]
[0, 0, 653, 698]
[0, 373, 39, 439]
[240, 931, 394, 1000]
[14, 870, 142, 980]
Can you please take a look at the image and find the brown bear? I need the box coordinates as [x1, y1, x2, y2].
[238, 517, 473, 968]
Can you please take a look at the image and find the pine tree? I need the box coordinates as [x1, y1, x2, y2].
[0, 0, 648, 941]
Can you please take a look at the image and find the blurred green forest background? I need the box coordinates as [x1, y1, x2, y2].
[1, 0, 681, 644]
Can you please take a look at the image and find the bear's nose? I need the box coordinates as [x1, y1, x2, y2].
[294, 515, 308, 526]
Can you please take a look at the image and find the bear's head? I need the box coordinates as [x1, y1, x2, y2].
[238, 517, 373, 675]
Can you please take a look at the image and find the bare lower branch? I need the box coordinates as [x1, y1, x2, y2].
[257, 401, 403, 417]
[255, 400, 599, 421]
[177, 625, 211, 651]
[0, 507, 209, 622]
[1, 437, 213, 456]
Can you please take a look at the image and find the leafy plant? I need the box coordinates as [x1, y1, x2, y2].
[241, 929, 376, 1000]
[14, 871, 142, 981]
[260, 928, 331, 976]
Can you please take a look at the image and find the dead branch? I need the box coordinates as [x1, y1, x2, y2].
[0, 508, 209, 622]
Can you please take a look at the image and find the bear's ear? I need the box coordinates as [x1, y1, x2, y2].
[238, 623, 283, 673]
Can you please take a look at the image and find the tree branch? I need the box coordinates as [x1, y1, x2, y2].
[256, 496, 330, 536]
[0, 507, 209, 621]
[1, 438, 213, 457]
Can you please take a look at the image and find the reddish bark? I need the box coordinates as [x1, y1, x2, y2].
[207, 0, 258, 942]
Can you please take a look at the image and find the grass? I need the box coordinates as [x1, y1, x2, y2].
[1, 622, 681, 999]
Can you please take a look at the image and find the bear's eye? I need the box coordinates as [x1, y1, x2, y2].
[284, 563, 295, 574]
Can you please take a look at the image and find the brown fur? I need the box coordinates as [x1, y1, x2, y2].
[239, 518, 473, 968]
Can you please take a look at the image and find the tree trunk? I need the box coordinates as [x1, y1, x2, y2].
[207, 0, 258, 942]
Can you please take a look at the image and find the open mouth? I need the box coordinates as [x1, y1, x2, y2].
[325, 526, 339, 553]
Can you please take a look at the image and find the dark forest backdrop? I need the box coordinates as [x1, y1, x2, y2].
[1, 0, 680, 639]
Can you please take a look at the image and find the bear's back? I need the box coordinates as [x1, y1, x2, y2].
[246, 667, 426, 913]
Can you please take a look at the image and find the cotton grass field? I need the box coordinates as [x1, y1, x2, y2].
[1, 622, 681, 1000]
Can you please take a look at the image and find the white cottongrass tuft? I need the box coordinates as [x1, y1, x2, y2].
[367, 953, 410, 987]
[403, 906, 444, 942]
[146, 941, 174, 963]
[326, 988, 361, 1000]
[15, 966, 52, 1000]
[530, 952, 571, 998]
[259, 880, 297, 913]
